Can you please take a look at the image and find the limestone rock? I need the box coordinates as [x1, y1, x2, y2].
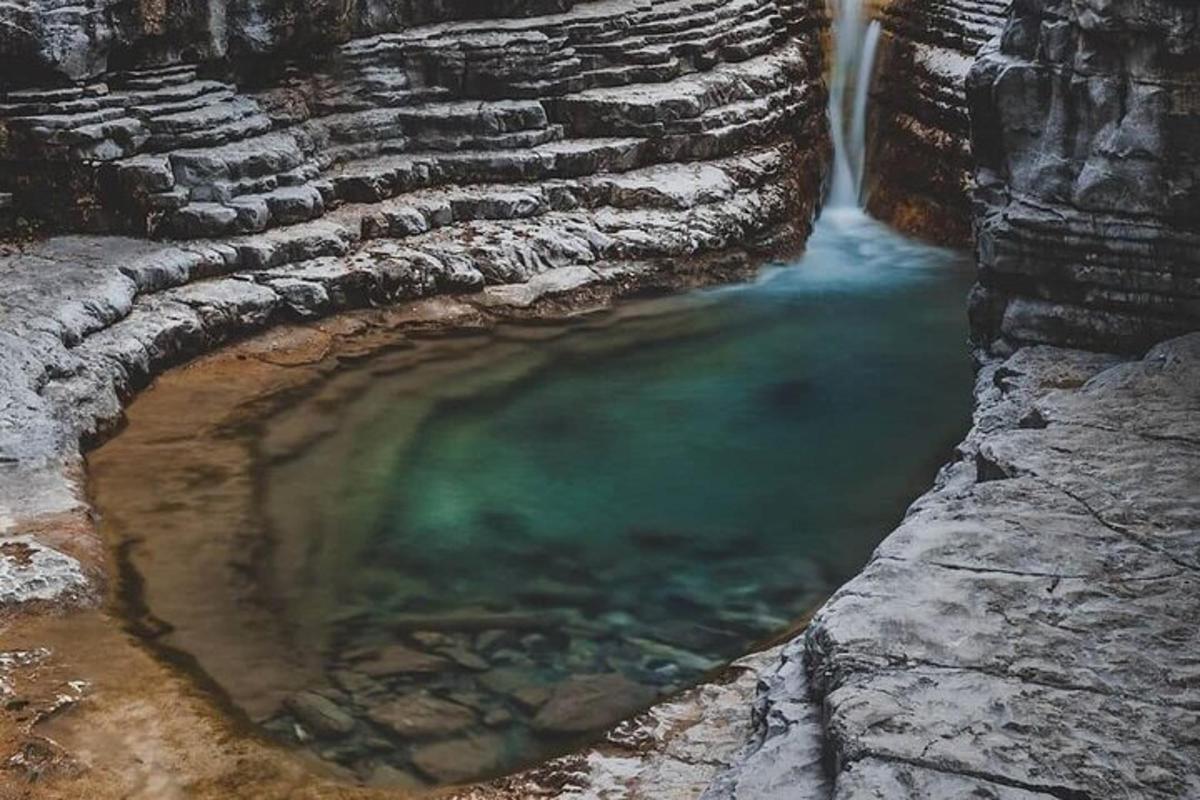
[866, 0, 1007, 244]
[967, 0, 1200, 353]
[706, 334, 1200, 799]
[0, 535, 90, 606]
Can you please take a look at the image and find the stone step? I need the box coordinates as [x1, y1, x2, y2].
[127, 82, 235, 117]
[5, 105, 129, 131]
[113, 64, 202, 91]
[144, 97, 264, 136]
[547, 44, 804, 137]
[0, 95, 108, 117]
[167, 131, 311, 189]
[149, 113, 275, 152]
[328, 137, 647, 203]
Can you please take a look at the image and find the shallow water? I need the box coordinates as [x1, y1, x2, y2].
[91, 207, 975, 787]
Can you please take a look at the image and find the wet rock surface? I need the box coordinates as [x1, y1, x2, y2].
[968, 0, 1200, 353]
[704, 333, 1200, 799]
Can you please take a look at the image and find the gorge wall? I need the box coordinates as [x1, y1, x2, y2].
[0, 0, 827, 241]
[968, 0, 1200, 354]
[864, 0, 1007, 244]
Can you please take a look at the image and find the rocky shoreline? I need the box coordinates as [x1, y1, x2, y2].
[4, 246, 1196, 798]
[0, 257, 797, 798]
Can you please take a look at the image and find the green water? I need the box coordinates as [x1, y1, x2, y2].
[371, 215, 973, 623]
[241, 208, 976, 784]
[103, 207, 975, 787]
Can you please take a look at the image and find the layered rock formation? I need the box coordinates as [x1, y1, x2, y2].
[0, 0, 826, 238]
[968, 0, 1200, 354]
[863, 0, 1007, 244]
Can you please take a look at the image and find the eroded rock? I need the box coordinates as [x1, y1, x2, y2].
[708, 333, 1200, 799]
[967, 0, 1200, 353]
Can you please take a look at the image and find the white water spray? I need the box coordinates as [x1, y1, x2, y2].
[827, 0, 882, 209]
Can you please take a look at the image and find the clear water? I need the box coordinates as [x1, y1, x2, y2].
[220, 208, 974, 784]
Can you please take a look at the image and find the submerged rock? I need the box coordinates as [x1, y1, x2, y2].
[477, 668, 553, 712]
[350, 644, 450, 677]
[531, 673, 657, 734]
[365, 693, 477, 738]
[411, 733, 507, 784]
[283, 691, 356, 739]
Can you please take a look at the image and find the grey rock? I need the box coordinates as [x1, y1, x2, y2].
[0, 535, 89, 606]
[967, 0, 1200, 353]
[706, 334, 1200, 800]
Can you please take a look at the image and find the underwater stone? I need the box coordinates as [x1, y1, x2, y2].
[531, 673, 657, 733]
[365, 692, 477, 738]
[283, 691, 356, 739]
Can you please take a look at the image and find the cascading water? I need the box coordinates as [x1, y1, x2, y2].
[827, 0, 883, 209]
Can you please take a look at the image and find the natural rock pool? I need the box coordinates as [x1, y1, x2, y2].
[89, 208, 974, 788]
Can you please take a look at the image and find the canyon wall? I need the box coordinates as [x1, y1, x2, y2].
[968, 0, 1200, 354]
[0, 1, 582, 87]
[864, 0, 1007, 244]
[0, 1, 827, 241]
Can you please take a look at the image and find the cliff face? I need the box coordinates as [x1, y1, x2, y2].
[968, 0, 1200, 354]
[864, 0, 1007, 244]
[0, 0, 581, 87]
[0, 0, 828, 241]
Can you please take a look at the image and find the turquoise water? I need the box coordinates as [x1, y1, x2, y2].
[373, 210, 973, 619]
[242, 208, 976, 784]
[103, 207, 975, 787]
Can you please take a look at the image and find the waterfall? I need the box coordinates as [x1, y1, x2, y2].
[827, 0, 882, 209]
